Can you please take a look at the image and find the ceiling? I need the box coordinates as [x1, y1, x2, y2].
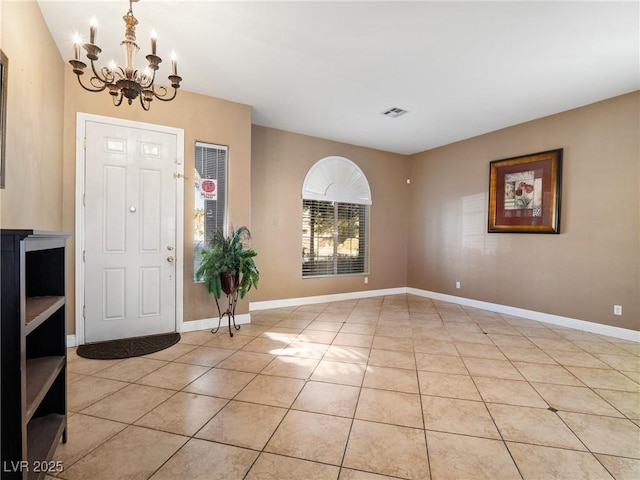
[39, 0, 639, 155]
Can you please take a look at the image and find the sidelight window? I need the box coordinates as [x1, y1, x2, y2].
[194, 142, 227, 281]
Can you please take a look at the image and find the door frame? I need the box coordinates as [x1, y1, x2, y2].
[75, 113, 185, 345]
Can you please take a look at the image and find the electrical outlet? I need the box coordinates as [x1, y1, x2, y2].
[364, 277, 369, 284]
[456, 281, 461, 289]
[613, 305, 622, 316]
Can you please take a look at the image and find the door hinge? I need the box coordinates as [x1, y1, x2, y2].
[83, 306, 86, 319]
[83, 137, 87, 149]
[83, 193, 86, 206]
[83, 250, 86, 262]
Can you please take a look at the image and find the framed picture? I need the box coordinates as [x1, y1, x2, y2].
[488, 149, 562, 233]
[0, 49, 7, 189]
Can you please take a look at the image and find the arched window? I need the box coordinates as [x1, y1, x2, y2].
[302, 156, 371, 277]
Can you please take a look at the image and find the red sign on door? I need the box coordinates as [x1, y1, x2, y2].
[200, 179, 217, 200]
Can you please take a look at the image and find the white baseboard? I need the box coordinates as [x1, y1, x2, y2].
[252, 287, 639, 343]
[250, 287, 406, 311]
[68, 290, 638, 346]
[67, 314, 251, 347]
[407, 288, 640, 343]
[180, 313, 251, 333]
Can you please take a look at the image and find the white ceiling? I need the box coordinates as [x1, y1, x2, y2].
[38, 0, 639, 155]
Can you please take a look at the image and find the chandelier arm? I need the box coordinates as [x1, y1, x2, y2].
[112, 90, 124, 107]
[153, 86, 179, 102]
[151, 84, 168, 97]
[88, 58, 114, 86]
[140, 67, 157, 89]
[75, 73, 108, 93]
[140, 95, 151, 111]
[89, 76, 112, 91]
[100, 66, 118, 84]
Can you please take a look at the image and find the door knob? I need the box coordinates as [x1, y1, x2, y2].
[167, 256, 175, 263]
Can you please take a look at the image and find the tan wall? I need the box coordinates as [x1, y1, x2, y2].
[251, 126, 410, 302]
[407, 92, 640, 331]
[0, 0, 64, 230]
[62, 71, 252, 333]
[4, 2, 637, 336]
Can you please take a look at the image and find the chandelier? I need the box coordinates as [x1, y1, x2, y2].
[69, 0, 182, 111]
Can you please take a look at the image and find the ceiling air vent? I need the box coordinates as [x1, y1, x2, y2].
[381, 107, 408, 118]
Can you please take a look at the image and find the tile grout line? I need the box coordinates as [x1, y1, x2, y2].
[59, 294, 640, 479]
[456, 318, 525, 480]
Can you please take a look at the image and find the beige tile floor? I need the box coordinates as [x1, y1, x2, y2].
[53, 294, 640, 480]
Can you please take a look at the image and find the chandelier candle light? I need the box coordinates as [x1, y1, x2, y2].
[69, 0, 182, 110]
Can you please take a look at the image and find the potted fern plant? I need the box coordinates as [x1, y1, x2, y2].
[195, 226, 259, 299]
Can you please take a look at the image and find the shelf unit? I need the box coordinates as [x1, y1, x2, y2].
[1, 230, 69, 480]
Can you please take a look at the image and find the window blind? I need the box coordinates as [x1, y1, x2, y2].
[194, 142, 228, 281]
[302, 199, 369, 277]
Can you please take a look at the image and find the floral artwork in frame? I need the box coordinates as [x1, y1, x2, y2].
[488, 149, 562, 233]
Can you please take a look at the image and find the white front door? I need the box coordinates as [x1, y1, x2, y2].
[84, 120, 178, 343]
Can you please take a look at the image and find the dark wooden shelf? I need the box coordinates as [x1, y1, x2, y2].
[24, 233, 67, 252]
[25, 357, 65, 422]
[2, 230, 69, 480]
[25, 297, 65, 336]
[26, 414, 66, 480]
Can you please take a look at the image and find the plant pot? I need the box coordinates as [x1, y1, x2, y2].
[220, 270, 239, 295]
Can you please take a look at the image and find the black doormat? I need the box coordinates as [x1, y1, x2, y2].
[77, 332, 181, 360]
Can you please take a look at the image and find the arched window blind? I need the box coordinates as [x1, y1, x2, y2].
[301, 157, 371, 277]
[302, 156, 372, 205]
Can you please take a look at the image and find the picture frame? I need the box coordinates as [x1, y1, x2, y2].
[0, 49, 7, 189]
[488, 148, 562, 233]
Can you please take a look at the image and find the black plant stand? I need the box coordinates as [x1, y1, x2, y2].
[212, 288, 241, 337]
